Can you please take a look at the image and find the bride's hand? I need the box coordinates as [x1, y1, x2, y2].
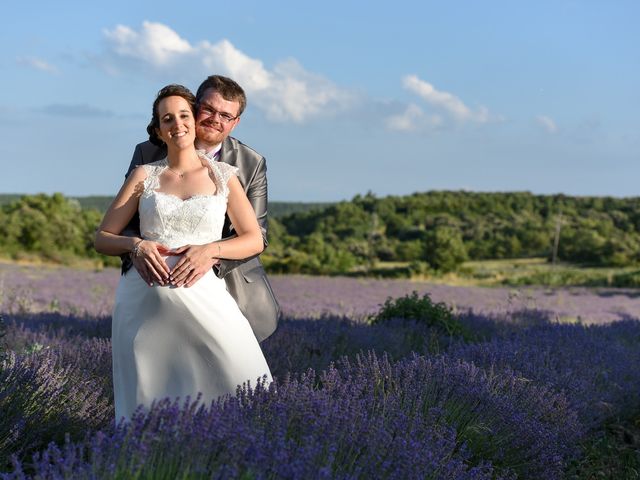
[170, 244, 219, 288]
[133, 240, 171, 285]
[131, 254, 154, 286]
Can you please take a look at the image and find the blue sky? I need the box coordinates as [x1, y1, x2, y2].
[1, 1, 638, 201]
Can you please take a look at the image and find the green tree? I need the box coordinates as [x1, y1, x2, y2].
[424, 225, 468, 272]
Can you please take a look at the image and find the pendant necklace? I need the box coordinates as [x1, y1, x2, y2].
[167, 167, 185, 179]
[167, 153, 200, 179]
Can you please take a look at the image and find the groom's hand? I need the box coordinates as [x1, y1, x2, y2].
[131, 254, 154, 286]
[132, 240, 171, 286]
[170, 244, 220, 288]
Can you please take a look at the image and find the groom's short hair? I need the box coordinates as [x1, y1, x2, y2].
[196, 75, 247, 117]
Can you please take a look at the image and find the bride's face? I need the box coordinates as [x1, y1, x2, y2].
[155, 96, 196, 149]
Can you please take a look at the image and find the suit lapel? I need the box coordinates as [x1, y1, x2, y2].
[215, 136, 251, 195]
[219, 137, 238, 167]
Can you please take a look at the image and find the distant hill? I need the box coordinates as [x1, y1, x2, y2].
[0, 194, 333, 218]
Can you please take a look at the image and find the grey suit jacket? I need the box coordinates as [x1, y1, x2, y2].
[122, 136, 280, 341]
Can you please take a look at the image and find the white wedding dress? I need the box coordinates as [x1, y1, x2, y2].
[112, 156, 272, 421]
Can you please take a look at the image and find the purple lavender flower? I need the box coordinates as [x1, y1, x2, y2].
[449, 320, 640, 429]
[0, 349, 112, 469]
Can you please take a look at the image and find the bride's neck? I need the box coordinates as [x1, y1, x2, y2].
[166, 145, 199, 169]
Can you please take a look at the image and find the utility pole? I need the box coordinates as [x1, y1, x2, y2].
[552, 212, 562, 266]
[367, 212, 379, 272]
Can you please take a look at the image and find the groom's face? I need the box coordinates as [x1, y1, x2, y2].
[195, 89, 241, 149]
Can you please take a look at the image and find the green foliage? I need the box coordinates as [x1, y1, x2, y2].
[566, 414, 640, 479]
[0, 193, 116, 267]
[6, 190, 640, 275]
[1, 195, 334, 219]
[268, 190, 640, 275]
[269, 201, 335, 218]
[369, 291, 473, 340]
[424, 223, 468, 272]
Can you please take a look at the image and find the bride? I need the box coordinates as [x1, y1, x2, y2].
[95, 84, 272, 421]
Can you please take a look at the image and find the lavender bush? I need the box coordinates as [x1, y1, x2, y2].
[5, 373, 498, 480]
[449, 320, 640, 429]
[261, 316, 451, 378]
[0, 315, 6, 360]
[0, 350, 112, 469]
[332, 352, 581, 478]
[6, 352, 582, 479]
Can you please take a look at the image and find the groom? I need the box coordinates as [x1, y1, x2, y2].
[121, 75, 279, 342]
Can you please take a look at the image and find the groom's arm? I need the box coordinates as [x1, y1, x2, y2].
[119, 144, 145, 275]
[216, 155, 268, 278]
[121, 144, 148, 238]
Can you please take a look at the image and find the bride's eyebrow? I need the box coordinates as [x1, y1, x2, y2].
[161, 109, 191, 118]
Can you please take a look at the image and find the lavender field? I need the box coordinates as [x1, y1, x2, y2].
[3, 262, 640, 323]
[1, 262, 640, 478]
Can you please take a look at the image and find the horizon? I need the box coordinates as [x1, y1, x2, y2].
[2, 187, 640, 204]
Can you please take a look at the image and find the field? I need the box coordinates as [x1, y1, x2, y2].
[1, 262, 640, 478]
[370, 257, 640, 288]
[4, 262, 640, 323]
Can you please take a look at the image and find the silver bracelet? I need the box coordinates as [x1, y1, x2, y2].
[212, 242, 221, 259]
[131, 239, 143, 258]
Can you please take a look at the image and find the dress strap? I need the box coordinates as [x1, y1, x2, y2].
[198, 152, 239, 198]
[141, 158, 168, 194]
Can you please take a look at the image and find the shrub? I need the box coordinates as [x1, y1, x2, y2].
[369, 291, 474, 341]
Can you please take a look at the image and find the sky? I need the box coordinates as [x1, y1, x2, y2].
[1, 0, 639, 201]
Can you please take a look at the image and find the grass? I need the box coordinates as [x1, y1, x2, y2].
[566, 413, 640, 479]
[3, 253, 640, 288]
[0, 255, 109, 271]
[370, 258, 640, 288]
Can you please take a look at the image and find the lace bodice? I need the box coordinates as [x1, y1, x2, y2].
[138, 155, 238, 250]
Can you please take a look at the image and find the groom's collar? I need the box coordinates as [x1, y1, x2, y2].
[196, 142, 222, 160]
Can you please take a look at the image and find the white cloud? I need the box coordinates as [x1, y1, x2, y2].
[103, 21, 192, 66]
[536, 114, 558, 133]
[386, 104, 442, 132]
[199, 39, 271, 92]
[101, 22, 352, 123]
[402, 74, 492, 124]
[16, 56, 59, 74]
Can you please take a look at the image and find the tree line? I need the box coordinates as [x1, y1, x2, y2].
[2, 191, 640, 274]
[263, 191, 640, 275]
[0, 195, 332, 219]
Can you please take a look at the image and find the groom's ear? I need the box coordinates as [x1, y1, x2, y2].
[230, 116, 240, 132]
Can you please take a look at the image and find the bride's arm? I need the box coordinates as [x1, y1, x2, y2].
[170, 175, 263, 287]
[94, 166, 147, 256]
[95, 167, 171, 285]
